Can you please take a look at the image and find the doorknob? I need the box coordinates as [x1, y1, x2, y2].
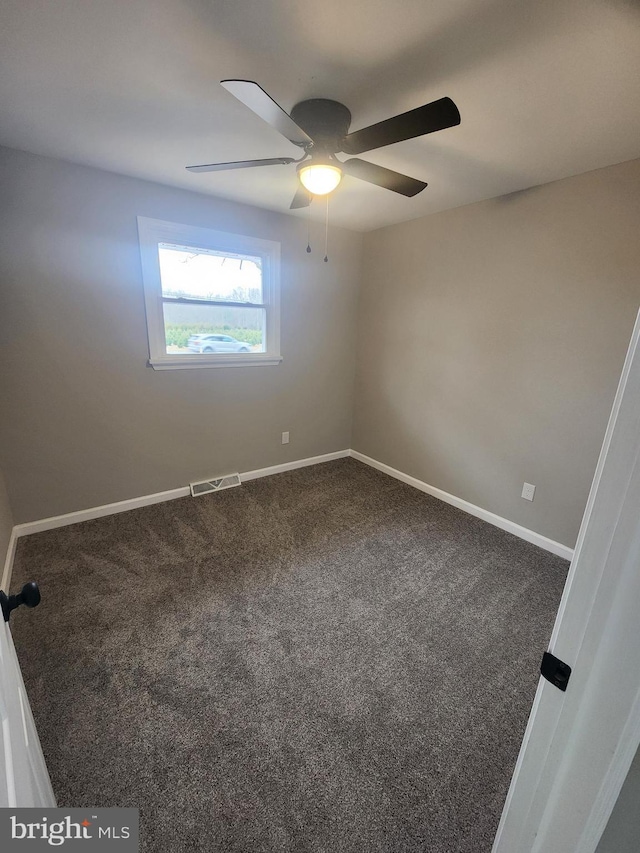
[0, 582, 41, 622]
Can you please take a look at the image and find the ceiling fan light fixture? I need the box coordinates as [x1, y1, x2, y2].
[297, 160, 342, 196]
[191, 81, 460, 211]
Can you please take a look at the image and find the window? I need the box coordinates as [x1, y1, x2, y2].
[137, 217, 281, 369]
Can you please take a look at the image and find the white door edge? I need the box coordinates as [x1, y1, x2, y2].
[0, 620, 56, 807]
[493, 306, 640, 853]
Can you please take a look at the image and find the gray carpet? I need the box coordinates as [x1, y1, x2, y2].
[10, 458, 568, 852]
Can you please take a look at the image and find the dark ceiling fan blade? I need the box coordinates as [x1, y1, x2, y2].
[290, 186, 312, 209]
[342, 158, 427, 197]
[221, 80, 313, 146]
[341, 97, 460, 155]
[186, 157, 295, 173]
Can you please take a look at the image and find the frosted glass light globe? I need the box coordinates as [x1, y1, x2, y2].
[298, 163, 342, 195]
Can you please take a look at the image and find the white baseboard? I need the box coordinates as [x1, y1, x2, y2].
[10, 449, 351, 541]
[350, 450, 574, 561]
[2, 449, 350, 590]
[2, 446, 571, 593]
[12, 486, 192, 539]
[1, 529, 18, 594]
[240, 449, 350, 482]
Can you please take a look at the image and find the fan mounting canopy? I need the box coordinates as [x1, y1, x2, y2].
[289, 99, 352, 150]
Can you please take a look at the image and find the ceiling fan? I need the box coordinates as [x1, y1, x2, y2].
[186, 80, 461, 209]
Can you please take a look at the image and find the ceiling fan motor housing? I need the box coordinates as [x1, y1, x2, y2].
[289, 99, 352, 152]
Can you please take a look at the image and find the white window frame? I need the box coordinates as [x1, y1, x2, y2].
[137, 216, 282, 370]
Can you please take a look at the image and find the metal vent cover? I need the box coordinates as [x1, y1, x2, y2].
[190, 473, 241, 497]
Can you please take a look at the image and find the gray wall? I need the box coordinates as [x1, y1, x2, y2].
[596, 747, 640, 853]
[352, 158, 640, 548]
[0, 465, 13, 580]
[2, 144, 639, 546]
[0, 147, 362, 523]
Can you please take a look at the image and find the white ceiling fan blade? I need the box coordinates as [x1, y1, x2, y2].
[221, 80, 313, 146]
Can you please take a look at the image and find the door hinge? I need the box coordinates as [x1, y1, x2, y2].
[541, 651, 572, 692]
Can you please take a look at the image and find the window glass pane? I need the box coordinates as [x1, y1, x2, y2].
[162, 301, 265, 354]
[158, 243, 263, 303]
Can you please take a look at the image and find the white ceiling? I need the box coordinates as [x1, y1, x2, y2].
[1, 0, 639, 232]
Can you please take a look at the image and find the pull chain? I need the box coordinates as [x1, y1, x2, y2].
[306, 200, 311, 253]
[324, 194, 329, 263]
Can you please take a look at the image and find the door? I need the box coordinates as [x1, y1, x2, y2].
[493, 307, 640, 852]
[0, 612, 56, 807]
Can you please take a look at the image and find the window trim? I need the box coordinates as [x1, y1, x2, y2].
[137, 216, 282, 370]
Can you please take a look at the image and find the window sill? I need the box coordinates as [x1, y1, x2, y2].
[148, 354, 283, 370]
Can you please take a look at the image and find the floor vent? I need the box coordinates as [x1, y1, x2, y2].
[190, 474, 241, 497]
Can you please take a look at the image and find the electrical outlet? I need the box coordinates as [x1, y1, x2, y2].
[281, 431, 290, 445]
[521, 482, 536, 502]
